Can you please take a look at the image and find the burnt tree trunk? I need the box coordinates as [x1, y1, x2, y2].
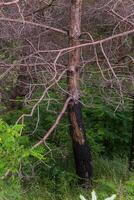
[129, 97, 134, 170]
[68, 0, 92, 184]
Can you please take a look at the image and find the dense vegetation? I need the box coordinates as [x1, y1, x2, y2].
[0, 91, 134, 199]
[0, 0, 134, 199]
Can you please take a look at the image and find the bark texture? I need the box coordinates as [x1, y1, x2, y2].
[68, 0, 92, 184]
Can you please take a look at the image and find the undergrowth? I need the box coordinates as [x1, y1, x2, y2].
[0, 156, 134, 200]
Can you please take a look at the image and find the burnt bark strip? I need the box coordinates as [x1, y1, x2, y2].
[68, 0, 92, 183]
[68, 102, 92, 182]
[129, 97, 134, 170]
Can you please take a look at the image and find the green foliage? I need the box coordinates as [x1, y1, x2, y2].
[126, 175, 134, 197]
[93, 156, 129, 181]
[0, 179, 22, 200]
[83, 99, 132, 156]
[0, 155, 133, 200]
[0, 40, 20, 62]
[0, 79, 133, 199]
[2, 82, 132, 158]
[0, 119, 45, 179]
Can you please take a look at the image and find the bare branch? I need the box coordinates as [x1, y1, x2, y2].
[30, 29, 134, 54]
[16, 69, 67, 124]
[33, 96, 72, 148]
[0, 0, 19, 6]
[0, 17, 67, 35]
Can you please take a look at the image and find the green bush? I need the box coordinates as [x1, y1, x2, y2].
[0, 119, 45, 179]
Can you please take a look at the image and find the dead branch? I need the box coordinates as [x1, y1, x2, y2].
[0, 17, 67, 35]
[0, 0, 19, 6]
[33, 96, 72, 148]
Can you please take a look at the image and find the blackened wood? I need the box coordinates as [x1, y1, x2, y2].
[68, 102, 92, 182]
[68, 0, 92, 184]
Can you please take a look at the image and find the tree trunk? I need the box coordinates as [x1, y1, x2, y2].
[129, 97, 134, 170]
[68, 0, 92, 185]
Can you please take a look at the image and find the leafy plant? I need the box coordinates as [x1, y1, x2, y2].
[0, 119, 45, 179]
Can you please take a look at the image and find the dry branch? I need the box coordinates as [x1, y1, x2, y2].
[0, 0, 19, 6]
[33, 96, 72, 148]
[0, 17, 67, 35]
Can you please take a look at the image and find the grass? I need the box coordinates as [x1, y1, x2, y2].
[0, 156, 134, 200]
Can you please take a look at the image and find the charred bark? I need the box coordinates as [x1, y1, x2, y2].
[68, 101, 92, 183]
[68, 0, 92, 185]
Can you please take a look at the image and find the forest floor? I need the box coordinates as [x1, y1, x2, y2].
[1, 157, 133, 200]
